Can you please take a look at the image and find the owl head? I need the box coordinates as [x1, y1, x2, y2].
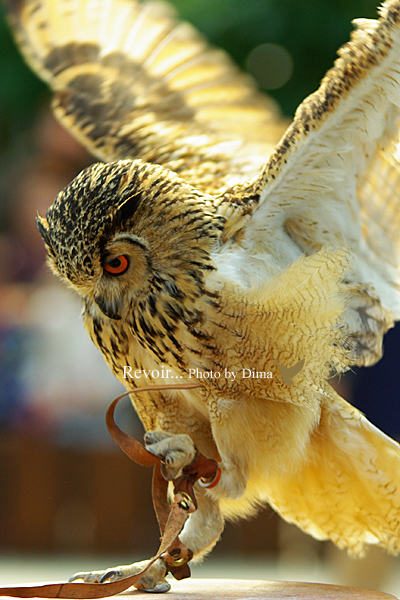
[37, 159, 225, 323]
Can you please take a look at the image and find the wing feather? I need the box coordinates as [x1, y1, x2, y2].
[265, 388, 400, 555]
[235, 0, 400, 365]
[4, 0, 286, 192]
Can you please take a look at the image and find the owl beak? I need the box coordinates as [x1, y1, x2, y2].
[94, 296, 121, 320]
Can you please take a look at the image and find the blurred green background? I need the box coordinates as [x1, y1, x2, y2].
[0, 0, 380, 155]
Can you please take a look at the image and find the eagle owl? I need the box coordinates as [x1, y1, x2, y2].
[5, 0, 400, 592]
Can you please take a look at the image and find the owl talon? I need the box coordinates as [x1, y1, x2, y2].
[144, 430, 196, 479]
[99, 569, 122, 583]
[68, 574, 85, 583]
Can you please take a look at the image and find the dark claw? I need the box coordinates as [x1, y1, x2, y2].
[99, 569, 122, 583]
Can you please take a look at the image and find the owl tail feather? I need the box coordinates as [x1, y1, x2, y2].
[266, 388, 400, 556]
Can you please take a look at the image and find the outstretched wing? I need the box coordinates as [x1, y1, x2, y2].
[4, 0, 286, 192]
[265, 388, 400, 555]
[235, 0, 400, 366]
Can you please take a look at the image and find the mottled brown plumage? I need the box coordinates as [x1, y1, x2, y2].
[6, 0, 400, 591]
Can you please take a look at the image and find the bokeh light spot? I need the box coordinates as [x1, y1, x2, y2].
[246, 43, 293, 90]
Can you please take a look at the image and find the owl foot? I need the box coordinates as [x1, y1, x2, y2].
[144, 430, 196, 480]
[69, 558, 170, 593]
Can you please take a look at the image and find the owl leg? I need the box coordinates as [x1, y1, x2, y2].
[179, 487, 224, 559]
[143, 431, 225, 557]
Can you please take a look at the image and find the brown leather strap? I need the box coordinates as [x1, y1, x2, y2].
[105, 384, 217, 579]
[0, 383, 219, 598]
[105, 385, 204, 467]
[0, 513, 187, 598]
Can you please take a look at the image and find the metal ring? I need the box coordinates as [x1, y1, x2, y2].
[198, 466, 222, 489]
[174, 490, 196, 512]
[166, 556, 187, 567]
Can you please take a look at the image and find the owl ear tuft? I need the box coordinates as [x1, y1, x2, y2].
[113, 191, 142, 227]
[36, 213, 54, 254]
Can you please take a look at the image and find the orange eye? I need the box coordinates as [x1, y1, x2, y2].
[104, 255, 129, 275]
